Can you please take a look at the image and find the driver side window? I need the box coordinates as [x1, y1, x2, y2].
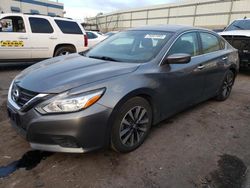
[168, 32, 199, 57]
[0, 16, 25, 33]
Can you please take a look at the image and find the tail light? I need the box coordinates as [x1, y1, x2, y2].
[84, 34, 88, 47]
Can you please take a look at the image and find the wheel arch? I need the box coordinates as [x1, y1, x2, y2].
[53, 43, 77, 56]
[228, 64, 238, 85]
[229, 64, 237, 76]
[104, 88, 160, 147]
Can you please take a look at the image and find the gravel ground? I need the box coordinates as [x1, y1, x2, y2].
[0, 66, 249, 188]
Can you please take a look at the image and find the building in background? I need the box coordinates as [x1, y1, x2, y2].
[85, 0, 250, 32]
[0, 0, 64, 17]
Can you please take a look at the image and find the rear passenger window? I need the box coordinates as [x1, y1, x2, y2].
[200, 32, 220, 53]
[29, 17, 53, 33]
[55, 20, 83, 34]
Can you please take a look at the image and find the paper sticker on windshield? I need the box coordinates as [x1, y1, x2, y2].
[145, 34, 166, 39]
[0, 40, 24, 47]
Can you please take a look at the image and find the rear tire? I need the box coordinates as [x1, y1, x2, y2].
[111, 97, 152, 153]
[215, 70, 235, 101]
[54, 46, 76, 57]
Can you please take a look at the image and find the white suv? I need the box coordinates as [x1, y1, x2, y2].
[0, 13, 88, 63]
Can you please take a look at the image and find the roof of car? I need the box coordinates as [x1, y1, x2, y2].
[129, 25, 201, 33]
[0, 13, 73, 21]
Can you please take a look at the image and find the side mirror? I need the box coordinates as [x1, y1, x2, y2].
[163, 53, 191, 65]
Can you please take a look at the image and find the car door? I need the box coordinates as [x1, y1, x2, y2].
[0, 16, 31, 60]
[198, 32, 229, 99]
[159, 32, 206, 118]
[28, 17, 56, 59]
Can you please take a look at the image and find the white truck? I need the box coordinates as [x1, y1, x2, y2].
[219, 18, 250, 69]
[0, 13, 88, 64]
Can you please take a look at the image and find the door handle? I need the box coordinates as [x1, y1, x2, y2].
[49, 36, 57, 40]
[197, 65, 205, 70]
[18, 36, 28, 39]
[222, 57, 228, 61]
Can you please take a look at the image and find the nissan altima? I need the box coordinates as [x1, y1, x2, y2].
[7, 25, 239, 153]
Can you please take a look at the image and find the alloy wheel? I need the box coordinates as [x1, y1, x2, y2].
[59, 51, 70, 56]
[222, 72, 234, 98]
[119, 106, 149, 147]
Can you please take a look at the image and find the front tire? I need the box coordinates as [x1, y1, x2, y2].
[111, 97, 152, 153]
[215, 70, 235, 101]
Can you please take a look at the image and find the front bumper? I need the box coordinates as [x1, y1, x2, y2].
[7, 101, 112, 153]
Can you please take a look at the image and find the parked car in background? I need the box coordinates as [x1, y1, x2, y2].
[219, 18, 250, 69]
[7, 25, 239, 154]
[104, 31, 119, 38]
[86, 31, 107, 47]
[0, 13, 88, 64]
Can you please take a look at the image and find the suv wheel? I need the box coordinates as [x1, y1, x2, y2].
[54, 46, 76, 57]
[111, 97, 152, 153]
[215, 70, 235, 101]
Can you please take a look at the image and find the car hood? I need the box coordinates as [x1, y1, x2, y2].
[15, 54, 140, 93]
[219, 30, 250, 37]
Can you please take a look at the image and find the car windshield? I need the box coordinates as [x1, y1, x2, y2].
[85, 30, 173, 63]
[225, 20, 250, 31]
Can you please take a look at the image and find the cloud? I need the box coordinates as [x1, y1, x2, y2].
[59, 0, 175, 20]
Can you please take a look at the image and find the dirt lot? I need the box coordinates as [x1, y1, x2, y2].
[0, 66, 249, 188]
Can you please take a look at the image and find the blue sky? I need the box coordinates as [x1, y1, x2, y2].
[57, 0, 175, 20]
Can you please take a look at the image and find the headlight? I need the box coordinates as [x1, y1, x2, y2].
[36, 88, 105, 114]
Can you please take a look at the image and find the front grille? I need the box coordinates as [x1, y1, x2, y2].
[223, 35, 250, 53]
[11, 84, 38, 108]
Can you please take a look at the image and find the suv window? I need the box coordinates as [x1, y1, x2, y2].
[0, 16, 25, 32]
[200, 32, 220, 54]
[86, 32, 98, 39]
[168, 32, 199, 57]
[29, 17, 53, 33]
[55, 20, 83, 34]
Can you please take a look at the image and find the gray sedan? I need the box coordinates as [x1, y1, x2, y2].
[7, 25, 239, 153]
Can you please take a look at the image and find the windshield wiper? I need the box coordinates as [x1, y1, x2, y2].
[88, 55, 119, 62]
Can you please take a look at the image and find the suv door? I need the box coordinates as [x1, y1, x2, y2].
[28, 17, 56, 59]
[198, 32, 229, 99]
[160, 32, 206, 117]
[0, 16, 31, 60]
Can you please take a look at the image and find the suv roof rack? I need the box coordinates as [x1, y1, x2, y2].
[23, 13, 72, 20]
